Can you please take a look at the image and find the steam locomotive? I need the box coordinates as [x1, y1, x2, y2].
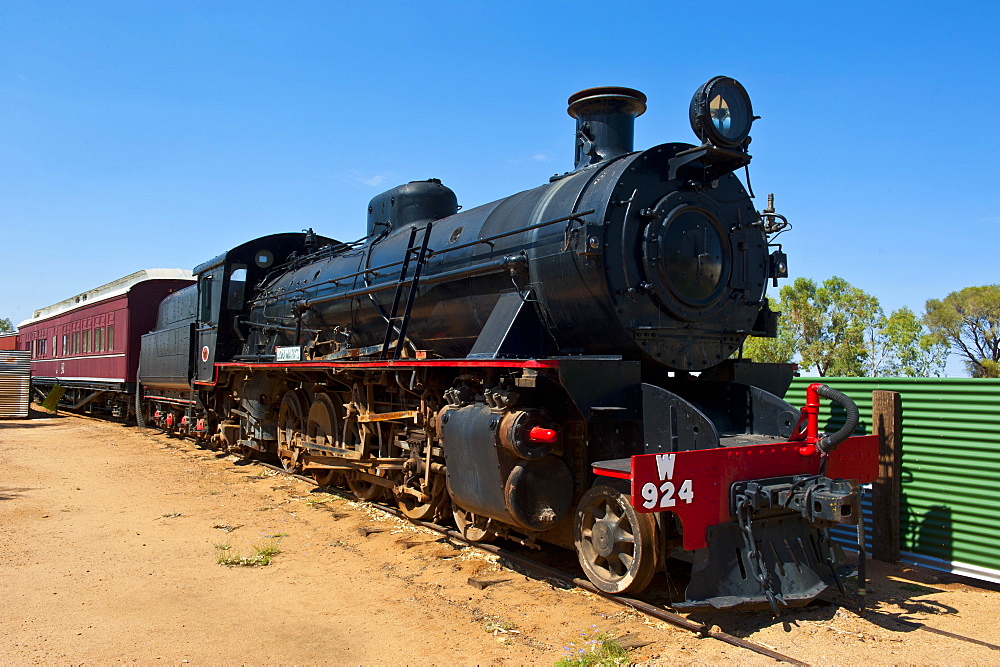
[31, 77, 880, 612]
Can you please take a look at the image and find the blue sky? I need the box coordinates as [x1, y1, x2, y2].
[2, 1, 997, 373]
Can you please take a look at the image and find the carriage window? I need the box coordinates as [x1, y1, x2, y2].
[73, 332, 80, 354]
[62, 335, 68, 356]
[107, 325, 114, 351]
[227, 267, 247, 309]
[52, 336, 56, 357]
[82, 330, 91, 354]
[95, 328, 103, 352]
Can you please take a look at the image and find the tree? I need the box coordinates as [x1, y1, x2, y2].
[741, 280, 947, 377]
[878, 307, 948, 377]
[781, 276, 875, 376]
[925, 285, 1000, 378]
[861, 306, 947, 377]
[0, 317, 14, 334]
[741, 301, 796, 364]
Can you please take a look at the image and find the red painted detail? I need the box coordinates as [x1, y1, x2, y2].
[592, 467, 631, 480]
[180, 416, 189, 426]
[195, 419, 206, 432]
[165, 413, 175, 428]
[629, 434, 879, 551]
[0, 333, 18, 351]
[153, 410, 161, 420]
[194, 358, 561, 388]
[222, 358, 559, 370]
[527, 426, 558, 444]
[201, 346, 210, 363]
[804, 382, 825, 444]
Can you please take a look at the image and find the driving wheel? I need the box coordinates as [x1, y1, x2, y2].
[277, 390, 308, 472]
[346, 469, 387, 502]
[574, 484, 658, 594]
[311, 469, 345, 488]
[396, 474, 449, 522]
[453, 506, 496, 543]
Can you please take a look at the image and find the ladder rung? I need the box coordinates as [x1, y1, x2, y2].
[379, 222, 433, 360]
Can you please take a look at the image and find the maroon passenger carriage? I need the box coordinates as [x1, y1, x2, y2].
[17, 269, 194, 417]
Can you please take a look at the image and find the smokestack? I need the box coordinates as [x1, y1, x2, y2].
[567, 87, 646, 170]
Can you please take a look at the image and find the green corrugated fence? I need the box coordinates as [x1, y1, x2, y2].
[787, 377, 1000, 583]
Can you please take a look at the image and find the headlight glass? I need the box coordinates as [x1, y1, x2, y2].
[690, 77, 753, 148]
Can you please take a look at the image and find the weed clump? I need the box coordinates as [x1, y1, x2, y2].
[556, 627, 630, 666]
[215, 538, 282, 566]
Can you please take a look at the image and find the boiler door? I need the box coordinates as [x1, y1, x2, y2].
[642, 193, 732, 322]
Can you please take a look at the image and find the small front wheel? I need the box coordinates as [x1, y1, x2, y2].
[453, 506, 496, 543]
[574, 484, 658, 595]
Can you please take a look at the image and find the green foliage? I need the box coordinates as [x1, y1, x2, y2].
[556, 629, 630, 666]
[742, 279, 946, 377]
[741, 313, 796, 364]
[877, 307, 949, 377]
[0, 317, 14, 334]
[779, 276, 873, 376]
[215, 537, 282, 566]
[925, 285, 1000, 377]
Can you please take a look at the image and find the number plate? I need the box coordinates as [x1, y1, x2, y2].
[634, 454, 695, 510]
[274, 346, 302, 362]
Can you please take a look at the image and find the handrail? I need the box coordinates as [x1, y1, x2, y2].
[248, 210, 592, 306]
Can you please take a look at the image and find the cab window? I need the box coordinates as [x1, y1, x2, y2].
[227, 266, 247, 309]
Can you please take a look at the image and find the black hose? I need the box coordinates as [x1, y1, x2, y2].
[814, 384, 859, 454]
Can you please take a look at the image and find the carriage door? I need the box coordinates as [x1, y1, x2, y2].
[194, 267, 224, 383]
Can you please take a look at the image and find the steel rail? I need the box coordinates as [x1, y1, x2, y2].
[49, 412, 1000, 661]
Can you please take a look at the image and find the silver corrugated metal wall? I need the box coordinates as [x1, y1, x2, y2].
[787, 377, 1000, 583]
[0, 351, 31, 418]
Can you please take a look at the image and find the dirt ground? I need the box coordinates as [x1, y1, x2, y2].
[2, 410, 999, 665]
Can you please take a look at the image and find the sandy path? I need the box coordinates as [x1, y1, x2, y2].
[2, 411, 999, 664]
[0, 413, 693, 664]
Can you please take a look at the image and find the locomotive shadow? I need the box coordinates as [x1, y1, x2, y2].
[1, 405, 70, 424]
[0, 486, 40, 500]
[854, 557, 964, 633]
[642, 552, 963, 635]
[0, 419, 64, 429]
[696, 555, 966, 637]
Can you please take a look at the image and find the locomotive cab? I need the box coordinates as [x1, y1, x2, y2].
[190, 231, 343, 382]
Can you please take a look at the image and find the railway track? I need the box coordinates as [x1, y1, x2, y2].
[251, 460, 806, 664]
[57, 412, 1000, 663]
[251, 458, 1000, 663]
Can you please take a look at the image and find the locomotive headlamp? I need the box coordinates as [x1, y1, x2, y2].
[689, 76, 754, 149]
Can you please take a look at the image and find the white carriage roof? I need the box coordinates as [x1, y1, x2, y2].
[18, 269, 194, 328]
